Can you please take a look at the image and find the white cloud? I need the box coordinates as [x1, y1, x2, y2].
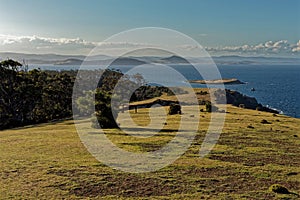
[0, 34, 96, 54]
[0, 34, 160, 55]
[203, 40, 299, 56]
[291, 40, 300, 52]
[0, 34, 299, 56]
[97, 42, 155, 49]
[0, 35, 95, 46]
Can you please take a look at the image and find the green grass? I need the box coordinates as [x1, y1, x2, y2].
[0, 105, 300, 199]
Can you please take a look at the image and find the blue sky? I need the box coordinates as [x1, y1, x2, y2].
[0, 0, 299, 56]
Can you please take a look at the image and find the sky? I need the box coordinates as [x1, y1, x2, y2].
[0, 0, 300, 56]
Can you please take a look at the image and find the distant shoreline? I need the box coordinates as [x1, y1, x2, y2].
[189, 78, 245, 85]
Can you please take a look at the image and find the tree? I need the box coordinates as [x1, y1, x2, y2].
[0, 60, 24, 127]
[0, 59, 22, 71]
[91, 69, 147, 129]
[92, 89, 119, 128]
[76, 90, 94, 116]
[0, 60, 75, 129]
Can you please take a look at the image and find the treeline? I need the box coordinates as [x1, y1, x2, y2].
[0, 59, 75, 129]
[0, 59, 182, 129]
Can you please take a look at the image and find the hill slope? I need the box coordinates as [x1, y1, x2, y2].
[0, 105, 299, 199]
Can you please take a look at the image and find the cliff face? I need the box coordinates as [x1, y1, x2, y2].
[214, 89, 279, 114]
[225, 90, 258, 109]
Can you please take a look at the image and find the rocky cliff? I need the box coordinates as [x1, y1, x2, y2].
[214, 89, 279, 114]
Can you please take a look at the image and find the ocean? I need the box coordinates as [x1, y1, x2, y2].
[171, 64, 300, 118]
[219, 65, 300, 118]
[28, 64, 300, 118]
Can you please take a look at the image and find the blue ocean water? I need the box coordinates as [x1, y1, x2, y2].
[29, 64, 300, 118]
[200, 65, 300, 118]
[170, 64, 300, 118]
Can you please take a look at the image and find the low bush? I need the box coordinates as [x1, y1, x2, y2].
[261, 119, 271, 124]
[168, 103, 181, 115]
[269, 184, 289, 194]
[205, 102, 218, 112]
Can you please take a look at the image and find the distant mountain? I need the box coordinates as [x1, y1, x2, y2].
[0, 52, 111, 65]
[54, 57, 147, 66]
[156, 55, 190, 64]
[1, 52, 300, 66]
[109, 57, 147, 65]
[0, 52, 84, 63]
[54, 58, 83, 65]
[212, 55, 300, 65]
[0, 52, 145, 66]
[129, 56, 165, 63]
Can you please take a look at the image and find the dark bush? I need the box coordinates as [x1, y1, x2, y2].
[197, 91, 208, 95]
[261, 119, 271, 124]
[269, 184, 289, 194]
[205, 101, 218, 112]
[247, 125, 254, 129]
[168, 103, 181, 115]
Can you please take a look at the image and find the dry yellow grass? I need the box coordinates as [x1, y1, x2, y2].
[0, 104, 299, 199]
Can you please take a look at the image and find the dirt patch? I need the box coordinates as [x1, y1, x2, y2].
[208, 154, 300, 167]
[47, 168, 190, 197]
[121, 142, 167, 152]
[69, 174, 189, 197]
[46, 164, 300, 199]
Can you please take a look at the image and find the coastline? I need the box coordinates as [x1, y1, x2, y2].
[189, 78, 245, 85]
[129, 87, 281, 115]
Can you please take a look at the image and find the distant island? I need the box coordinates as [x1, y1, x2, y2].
[54, 57, 147, 66]
[189, 78, 245, 85]
[2, 52, 300, 66]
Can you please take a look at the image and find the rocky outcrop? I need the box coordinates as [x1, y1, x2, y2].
[214, 89, 279, 114]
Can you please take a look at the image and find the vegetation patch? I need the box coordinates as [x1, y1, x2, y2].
[269, 184, 290, 194]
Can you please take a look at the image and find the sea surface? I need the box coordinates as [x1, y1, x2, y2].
[29, 64, 300, 118]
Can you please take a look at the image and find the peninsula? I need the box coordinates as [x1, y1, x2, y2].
[189, 78, 245, 85]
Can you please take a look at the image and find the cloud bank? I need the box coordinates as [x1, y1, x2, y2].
[204, 40, 300, 56]
[0, 34, 299, 56]
[0, 34, 96, 55]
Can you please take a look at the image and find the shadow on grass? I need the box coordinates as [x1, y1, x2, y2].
[6, 117, 74, 131]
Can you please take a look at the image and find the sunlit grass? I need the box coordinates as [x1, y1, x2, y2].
[0, 105, 299, 199]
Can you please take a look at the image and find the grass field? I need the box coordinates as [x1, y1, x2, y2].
[0, 104, 300, 199]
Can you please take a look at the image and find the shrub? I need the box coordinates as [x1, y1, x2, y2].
[197, 91, 208, 95]
[168, 103, 181, 115]
[239, 104, 245, 108]
[261, 119, 271, 124]
[247, 125, 254, 129]
[205, 101, 218, 112]
[269, 184, 289, 194]
[256, 106, 263, 111]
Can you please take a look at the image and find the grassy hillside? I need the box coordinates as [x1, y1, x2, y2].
[0, 105, 299, 199]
